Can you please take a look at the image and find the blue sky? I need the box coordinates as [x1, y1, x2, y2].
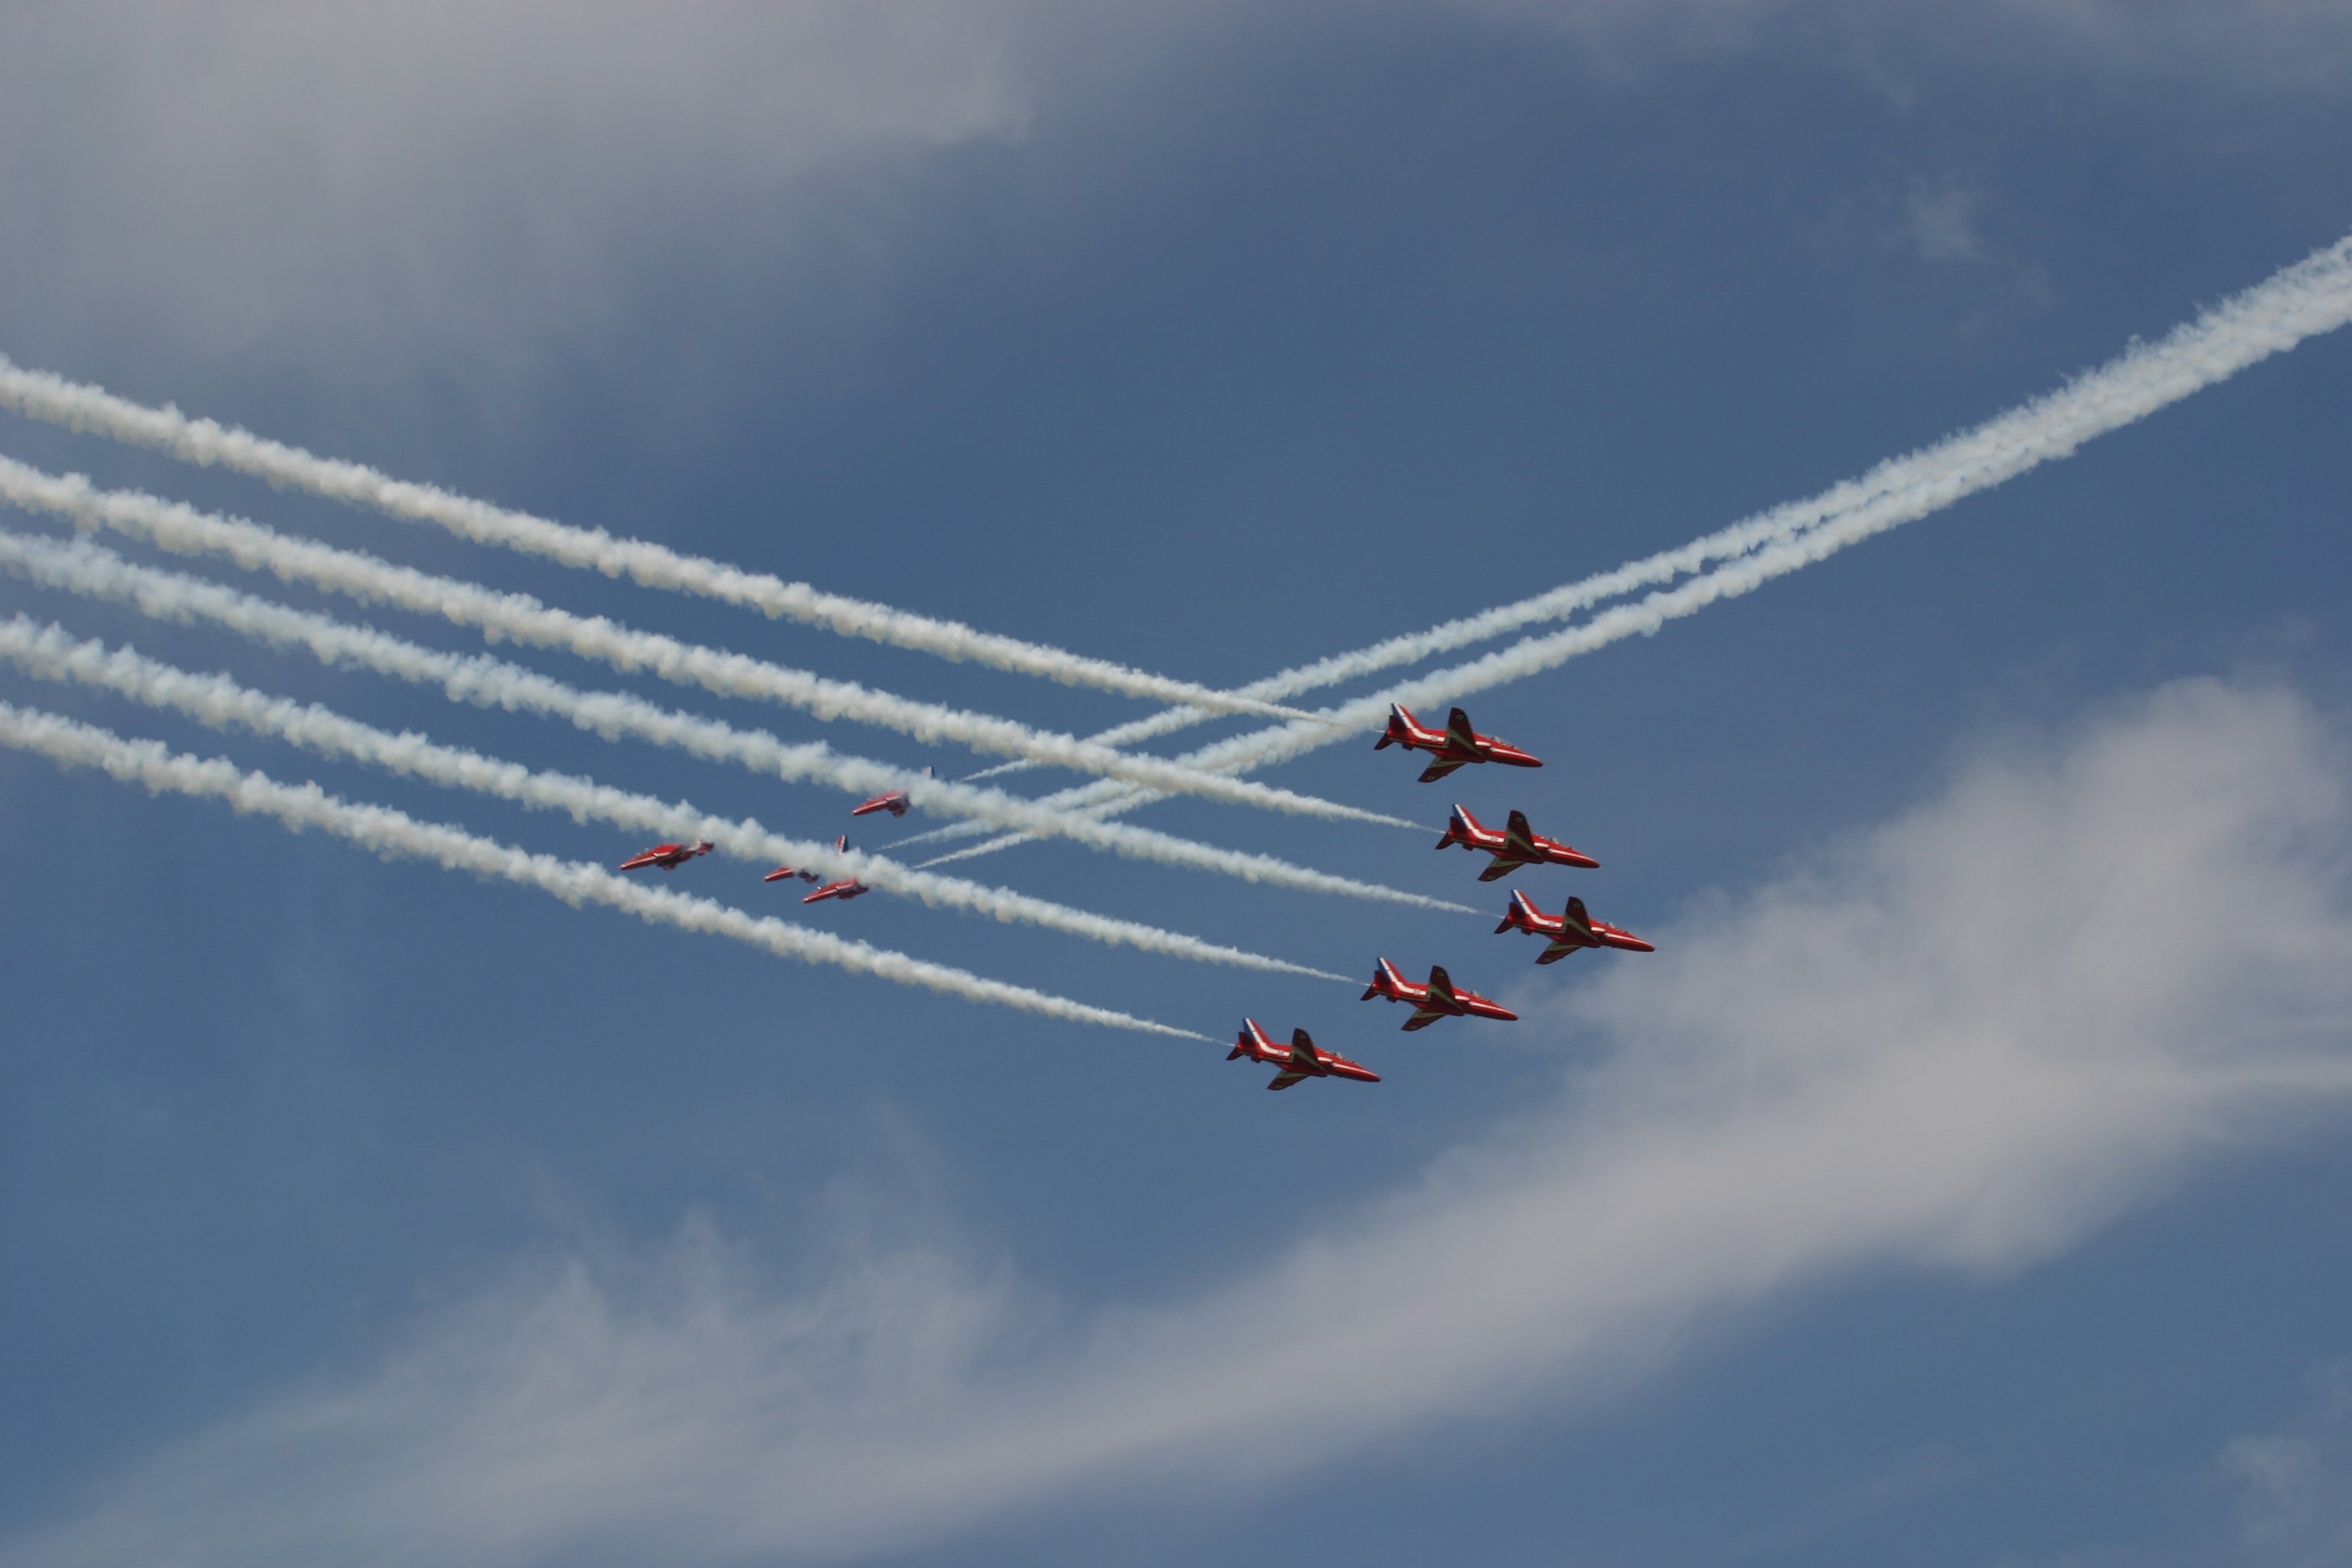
[5, 4, 2352, 1563]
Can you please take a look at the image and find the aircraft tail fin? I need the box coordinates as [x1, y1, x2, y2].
[1375, 704, 1413, 750]
[1498, 888, 1548, 935]
[1436, 803, 1483, 850]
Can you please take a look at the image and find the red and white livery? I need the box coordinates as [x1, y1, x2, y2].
[1361, 958, 1518, 1031]
[618, 840, 714, 871]
[1227, 1018, 1380, 1091]
[798, 836, 871, 903]
[1375, 704, 1544, 782]
[851, 766, 933, 818]
[1436, 804, 1599, 880]
[1495, 889, 1655, 963]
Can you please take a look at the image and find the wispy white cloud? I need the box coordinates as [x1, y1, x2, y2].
[1440, 0, 2352, 89]
[14, 676, 2352, 1566]
[0, 2, 1040, 377]
[2226, 1361, 2352, 1567]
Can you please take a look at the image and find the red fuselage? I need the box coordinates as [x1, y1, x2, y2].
[1375, 705, 1543, 782]
[1227, 1018, 1380, 1089]
[1496, 890, 1655, 963]
[1361, 959, 1518, 1031]
[781, 835, 864, 900]
[1436, 805, 1599, 880]
[851, 768, 931, 818]
[618, 840, 714, 871]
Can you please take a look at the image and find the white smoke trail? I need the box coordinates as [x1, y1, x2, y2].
[939, 229, 2352, 858]
[0, 531, 1472, 914]
[0, 455, 1410, 830]
[0, 352, 1321, 725]
[982, 227, 2352, 769]
[0, 698, 1214, 1041]
[0, 617, 1349, 982]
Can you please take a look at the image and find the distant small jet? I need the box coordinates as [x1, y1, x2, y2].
[760, 864, 819, 885]
[1375, 704, 1543, 782]
[1361, 958, 1518, 1031]
[1227, 1018, 1380, 1091]
[800, 835, 871, 904]
[1435, 804, 1599, 880]
[851, 766, 934, 818]
[618, 840, 714, 871]
[1496, 890, 1655, 963]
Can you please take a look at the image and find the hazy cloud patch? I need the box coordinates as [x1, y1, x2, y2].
[14, 676, 2352, 1565]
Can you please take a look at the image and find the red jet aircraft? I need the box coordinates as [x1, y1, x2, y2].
[1227, 1018, 1380, 1091]
[800, 835, 871, 903]
[1375, 704, 1543, 782]
[1361, 958, 1518, 1031]
[851, 766, 933, 818]
[618, 840, 713, 871]
[1495, 890, 1655, 963]
[1436, 804, 1599, 880]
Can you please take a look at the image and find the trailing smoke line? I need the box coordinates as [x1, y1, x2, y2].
[0, 531, 1472, 914]
[0, 616, 1350, 982]
[0, 351, 1323, 725]
[938, 230, 2352, 860]
[0, 455, 1413, 831]
[0, 698, 1213, 1040]
[979, 227, 2352, 772]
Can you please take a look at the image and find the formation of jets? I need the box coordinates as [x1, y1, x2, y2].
[622, 773, 928, 905]
[611, 701, 1652, 1094]
[759, 835, 872, 901]
[1223, 701, 1655, 1090]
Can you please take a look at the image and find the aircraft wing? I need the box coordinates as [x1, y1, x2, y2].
[1418, 756, 1468, 783]
[1446, 707, 1481, 750]
[1402, 1007, 1444, 1031]
[1478, 854, 1521, 880]
[1266, 1070, 1309, 1091]
[1536, 939, 1579, 965]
